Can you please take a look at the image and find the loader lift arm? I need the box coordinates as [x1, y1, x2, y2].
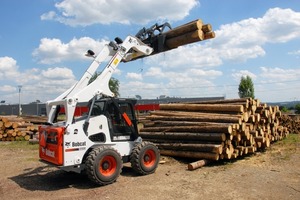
[46, 36, 153, 125]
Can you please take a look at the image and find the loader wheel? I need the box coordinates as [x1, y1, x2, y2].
[85, 146, 122, 185]
[130, 141, 160, 175]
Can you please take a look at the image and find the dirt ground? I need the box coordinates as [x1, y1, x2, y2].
[0, 135, 300, 200]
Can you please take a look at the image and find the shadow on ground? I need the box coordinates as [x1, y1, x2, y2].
[9, 165, 138, 191]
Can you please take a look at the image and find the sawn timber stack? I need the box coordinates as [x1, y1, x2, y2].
[139, 98, 289, 161]
[0, 115, 39, 141]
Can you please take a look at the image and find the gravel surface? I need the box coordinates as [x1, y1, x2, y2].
[0, 135, 299, 200]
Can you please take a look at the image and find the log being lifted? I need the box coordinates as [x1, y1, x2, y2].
[165, 30, 204, 49]
[129, 19, 215, 61]
[164, 19, 203, 39]
[162, 19, 214, 50]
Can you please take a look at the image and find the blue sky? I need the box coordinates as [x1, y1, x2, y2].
[0, 0, 300, 104]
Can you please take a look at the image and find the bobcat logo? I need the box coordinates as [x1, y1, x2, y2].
[65, 142, 71, 147]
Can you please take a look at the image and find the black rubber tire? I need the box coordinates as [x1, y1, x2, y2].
[130, 141, 160, 175]
[85, 146, 122, 185]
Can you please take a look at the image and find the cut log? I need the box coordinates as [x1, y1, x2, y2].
[185, 98, 252, 105]
[139, 132, 227, 142]
[149, 121, 237, 128]
[159, 103, 244, 113]
[187, 159, 210, 170]
[160, 150, 219, 161]
[141, 125, 233, 134]
[201, 24, 212, 33]
[164, 19, 203, 39]
[165, 30, 204, 49]
[156, 143, 223, 154]
[24, 135, 31, 141]
[205, 31, 216, 40]
[146, 114, 242, 124]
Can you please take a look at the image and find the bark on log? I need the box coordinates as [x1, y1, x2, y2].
[150, 110, 244, 117]
[159, 103, 244, 113]
[149, 121, 237, 128]
[141, 125, 233, 134]
[184, 98, 252, 105]
[160, 150, 219, 161]
[165, 30, 204, 49]
[164, 19, 203, 39]
[139, 132, 227, 142]
[156, 143, 223, 154]
[146, 114, 242, 124]
[201, 24, 212, 33]
[204, 31, 215, 40]
[187, 159, 210, 170]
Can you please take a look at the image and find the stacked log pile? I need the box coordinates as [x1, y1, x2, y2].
[279, 114, 300, 134]
[139, 98, 289, 161]
[0, 115, 38, 141]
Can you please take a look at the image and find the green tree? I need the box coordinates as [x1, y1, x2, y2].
[295, 103, 300, 114]
[279, 106, 289, 113]
[109, 77, 120, 97]
[238, 75, 255, 99]
[89, 72, 120, 97]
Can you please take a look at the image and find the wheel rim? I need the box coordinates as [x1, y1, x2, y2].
[99, 155, 117, 176]
[143, 149, 156, 167]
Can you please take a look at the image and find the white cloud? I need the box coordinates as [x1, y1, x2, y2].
[143, 8, 300, 73]
[126, 72, 143, 81]
[189, 69, 222, 78]
[261, 8, 300, 43]
[0, 85, 16, 92]
[259, 67, 300, 82]
[288, 50, 300, 57]
[144, 67, 166, 78]
[0, 56, 77, 103]
[32, 37, 108, 64]
[118, 6, 300, 99]
[231, 70, 257, 82]
[0, 57, 20, 79]
[41, 67, 75, 79]
[209, 8, 300, 63]
[41, 0, 199, 26]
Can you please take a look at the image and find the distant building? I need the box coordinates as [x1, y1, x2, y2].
[0, 96, 225, 116]
[0, 103, 46, 116]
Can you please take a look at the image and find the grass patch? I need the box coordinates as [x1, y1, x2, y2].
[270, 134, 300, 160]
[278, 134, 300, 147]
[0, 141, 39, 151]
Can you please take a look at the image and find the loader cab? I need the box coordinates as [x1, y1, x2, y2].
[90, 98, 139, 141]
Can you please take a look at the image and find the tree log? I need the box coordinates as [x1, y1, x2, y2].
[156, 143, 223, 154]
[150, 121, 237, 128]
[184, 98, 252, 105]
[139, 132, 227, 141]
[187, 159, 210, 170]
[159, 103, 244, 113]
[164, 19, 203, 39]
[146, 114, 242, 125]
[201, 24, 212, 33]
[165, 30, 204, 49]
[160, 150, 219, 161]
[141, 125, 233, 134]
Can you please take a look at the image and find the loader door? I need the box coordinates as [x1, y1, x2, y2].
[105, 100, 138, 141]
